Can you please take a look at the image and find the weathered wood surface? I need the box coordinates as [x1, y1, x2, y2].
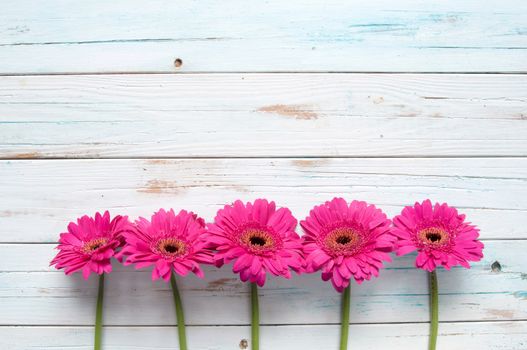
[1, 322, 526, 350]
[2, 0, 526, 348]
[1, 158, 526, 242]
[1, 0, 527, 73]
[0, 240, 525, 326]
[1, 74, 526, 158]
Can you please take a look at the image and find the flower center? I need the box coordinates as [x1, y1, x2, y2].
[157, 238, 186, 258]
[241, 228, 275, 252]
[81, 238, 108, 254]
[418, 227, 449, 245]
[249, 236, 267, 246]
[336, 235, 352, 245]
[325, 227, 361, 256]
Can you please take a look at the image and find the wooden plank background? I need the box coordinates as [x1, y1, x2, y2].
[0, 1, 526, 349]
[1, 0, 527, 73]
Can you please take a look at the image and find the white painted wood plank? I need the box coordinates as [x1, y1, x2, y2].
[1, 323, 526, 350]
[1, 74, 526, 158]
[1, 1, 526, 73]
[0, 241, 524, 325]
[1, 158, 526, 242]
[2, 42, 526, 75]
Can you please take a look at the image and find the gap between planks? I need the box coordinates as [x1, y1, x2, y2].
[2, 72, 527, 77]
[1, 320, 526, 327]
[4, 156, 527, 161]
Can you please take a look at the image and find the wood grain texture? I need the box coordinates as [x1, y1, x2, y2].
[1, 322, 526, 350]
[2, 1, 526, 347]
[1, 74, 526, 158]
[0, 240, 525, 326]
[1, 1, 527, 73]
[1, 158, 526, 242]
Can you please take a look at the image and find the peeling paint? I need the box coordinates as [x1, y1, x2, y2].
[208, 278, 238, 289]
[229, 184, 250, 193]
[145, 159, 171, 165]
[291, 159, 329, 167]
[137, 180, 182, 194]
[257, 104, 318, 120]
[12, 152, 42, 159]
[486, 309, 514, 318]
[372, 96, 385, 104]
[0, 210, 35, 217]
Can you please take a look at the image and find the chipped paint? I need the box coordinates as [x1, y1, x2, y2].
[291, 159, 329, 167]
[208, 278, 238, 289]
[188, 277, 242, 292]
[257, 104, 318, 120]
[145, 159, 172, 165]
[372, 96, 385, 104]
[486, 309, 514, 319]
[137, 180, 182, 194]
[0, 209, 39, 217]
[11, 152, 42, 159]
[229, 184, 250, 193]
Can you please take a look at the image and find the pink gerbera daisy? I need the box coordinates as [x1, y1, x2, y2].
[119, 208, 213, 281]
[300, 198, 395, 292]
[206, 199, 304, 286]
[207, 199, 303, 350]
[50, 211, 132, 279]
[392, 200, 484, 350]
[392, 199, 484, 271]
[119, 208, 213, 350]
[50, 211, 132, 350]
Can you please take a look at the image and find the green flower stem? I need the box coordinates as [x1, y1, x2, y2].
[170, 272, 188, 350]
[94, 273, 104, 350]
[428, 271, 439, 350]
[251, 283, 260, 350]
[339, 285, 351, 350]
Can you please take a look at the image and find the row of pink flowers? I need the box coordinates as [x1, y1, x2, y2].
[51, 198, 484, 292]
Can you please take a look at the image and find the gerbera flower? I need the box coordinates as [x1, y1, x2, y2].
[50, 211, 131, 279]
[392, 199, 484, 271]
[119, 208, 213, 280]
[392, 200, 484, 350]
[119, 208, 213, 350]
[300, 198, 394, 350]
[207, 199, 304, 350]
[50, 211, 132, 350]
[300, 197, 395, 292]
[206, 199, 303, 286]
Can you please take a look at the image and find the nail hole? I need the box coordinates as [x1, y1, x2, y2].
[174, 58, 183, 68]
[239, 339, 248, 349]
[491, 261, 501, 272]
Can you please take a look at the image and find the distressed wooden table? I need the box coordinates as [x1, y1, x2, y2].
[1, 1, 526, 349]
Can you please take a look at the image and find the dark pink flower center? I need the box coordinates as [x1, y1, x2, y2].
[324, 226, 362, 256]
[156, 238, 187, 258]
[418, 227, 449, 245]
[82, 238, 108, 254]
